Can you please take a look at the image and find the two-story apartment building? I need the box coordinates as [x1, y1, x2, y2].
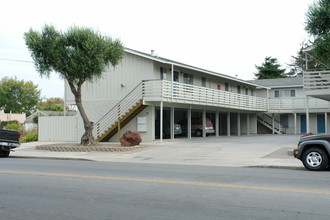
[38, 48, 330, 142]
[40, 48, 268, 142]
[252, 77, 330, 135]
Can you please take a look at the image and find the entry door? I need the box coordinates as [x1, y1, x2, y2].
[300, 115, 306, 133]
[317, 114, 325, 133]
[173, 71, 179, 82]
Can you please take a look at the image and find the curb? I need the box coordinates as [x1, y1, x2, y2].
[247, 165, 304, 170]
[10, 155, 93, 161]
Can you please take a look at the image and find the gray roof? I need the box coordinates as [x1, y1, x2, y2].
[249, 77, 303, 88]
[125, 48, 267, 89]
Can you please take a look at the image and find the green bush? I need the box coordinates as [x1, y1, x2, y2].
[5, 122, 21, 131]
[0, 120, 19, 129]
[22, 133, 38, 143]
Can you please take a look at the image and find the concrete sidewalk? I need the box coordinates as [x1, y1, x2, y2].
[10, 134, 304, 169]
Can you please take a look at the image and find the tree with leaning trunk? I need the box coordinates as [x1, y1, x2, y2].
[24, 25, 124, 145]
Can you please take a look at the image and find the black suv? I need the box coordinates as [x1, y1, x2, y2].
[293, 134, 330, 171]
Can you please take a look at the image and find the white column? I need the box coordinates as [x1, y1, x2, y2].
[171, 64, 174, 101]
[247, 113, 250, 135]
[294, 113, 297, 135]
[306, 96, 310, 133]
[160, 101, 163, 143]
[171, 107, 174, 140]
[227, 112, 231, 136]
[188, 107, 192, 139]
[325, 112, 328, 134]
[272, 113, 275, 134]
[237, 113, 241, 136]
[215, 111, 219, 137]
[203, 110, 206, 138]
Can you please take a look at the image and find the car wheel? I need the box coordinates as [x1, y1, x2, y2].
[302, 147, 329, 171]
[195, 129, 202, 137]
[0, 150, 10, 158]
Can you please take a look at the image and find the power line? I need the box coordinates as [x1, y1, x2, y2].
[0, 58, 34, 63]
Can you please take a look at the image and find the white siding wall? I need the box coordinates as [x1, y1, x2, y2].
[39, 116, 79, 142]
[65, 52, 158, 126]
[108, 106, 155, 142]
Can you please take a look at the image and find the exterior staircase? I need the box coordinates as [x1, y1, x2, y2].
[257, 113, 285, 134]
[93, 82, 145, 142]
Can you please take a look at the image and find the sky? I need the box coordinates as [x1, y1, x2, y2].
[0, 0, 315, 98]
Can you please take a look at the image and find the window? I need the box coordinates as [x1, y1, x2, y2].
[201, 77, 206, 87]
[274, 89, 296, 98]
[245, 87, 248, 95]
[183, 72, 193, 85]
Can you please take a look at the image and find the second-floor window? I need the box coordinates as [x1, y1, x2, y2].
[274, 89, 296, 98]
[183, 73, 193, 85]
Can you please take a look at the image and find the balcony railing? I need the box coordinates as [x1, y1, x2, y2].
[143, 80, 267, 111]
[268, 97, 330, 112]
[304, 70, 330, 91]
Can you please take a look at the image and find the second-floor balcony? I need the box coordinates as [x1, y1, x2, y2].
[143, 80, 267, 112]
[303, 70, 330, 101]
[268, 97, 330, 113]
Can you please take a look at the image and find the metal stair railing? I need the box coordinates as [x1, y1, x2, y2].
[93, 81, 144, 140]
[257, 113, 284, 134]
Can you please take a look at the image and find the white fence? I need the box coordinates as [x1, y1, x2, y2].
[39, 116, 79, 142]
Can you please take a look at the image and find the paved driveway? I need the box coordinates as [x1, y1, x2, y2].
[13, 134, 303, 168]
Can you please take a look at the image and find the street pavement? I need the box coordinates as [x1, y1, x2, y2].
[11, 134, 303, 169]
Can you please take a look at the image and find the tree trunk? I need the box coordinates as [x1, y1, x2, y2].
[68, 81, 96, 146]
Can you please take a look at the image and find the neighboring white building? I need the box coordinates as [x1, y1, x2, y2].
[39, 48, 330, 142]
[253, 77, 330, 135]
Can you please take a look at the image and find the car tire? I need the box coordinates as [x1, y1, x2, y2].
[302, 147, 329, 171]
[0, 150, 10, 158]
[195, 129, 202, 137]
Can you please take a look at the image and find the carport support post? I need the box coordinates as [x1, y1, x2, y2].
[160, 101, 163, 143]
[215, 111, 219, 137]
[227, 112, 230, 136]
[237, 113, 241, 136]
[325, 112, 328, 134]
[247, 113, 250, 135]
[171, 107, 175, 139]
[203, 110, 206, 138]
[272, 113, 275, 134]
[306, 96, 310, 133]
[188, 107, 192, 139]
[294, 113, 297, 135]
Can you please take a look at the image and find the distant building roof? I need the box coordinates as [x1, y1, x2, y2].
[248, 77, 303, 88]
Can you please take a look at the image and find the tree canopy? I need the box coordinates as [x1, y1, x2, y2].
[0, 77, 40, 116]
[38, 97, 64, 111]
[24, 25, 124, 145]
[287, 42, 325, 76]
[254, 56, 287, 79]
[305, 0, 330, 67]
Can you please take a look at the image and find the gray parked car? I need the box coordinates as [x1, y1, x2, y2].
[155, 120, 182, 138]
[178, 118, 215, 137]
